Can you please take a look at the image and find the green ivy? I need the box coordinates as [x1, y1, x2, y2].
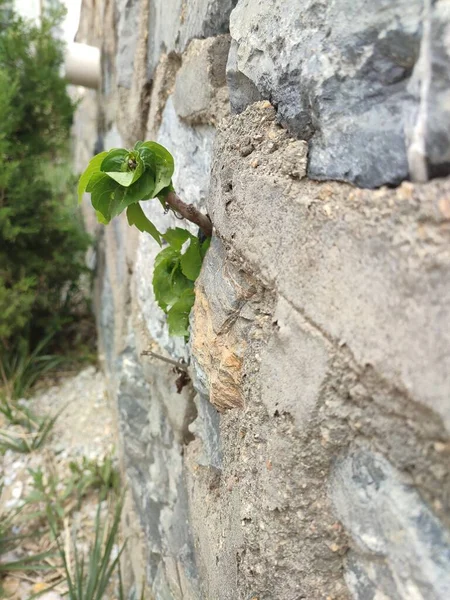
[79, 143, 211, 337]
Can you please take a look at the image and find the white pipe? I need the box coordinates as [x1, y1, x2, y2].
[64, 43, 100, 89]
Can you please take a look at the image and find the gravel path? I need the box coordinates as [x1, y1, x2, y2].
[0, 366, 119, 600]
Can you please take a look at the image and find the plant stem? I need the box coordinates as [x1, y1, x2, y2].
[141, 349, 189, 371]
[166, 191, 213, 238]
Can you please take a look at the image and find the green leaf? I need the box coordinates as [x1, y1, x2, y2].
[87, 172, 121, 222]
[152, 247, 193, 311]
[78, 151, 108, 203]
[96, 211, 109, 224]
[154, 246, 177, 269]
[167, 289, 195, 336]
[126, 203, 161, 246]
[138, 142, 174, 196]
[105, 153, 144, 187]
[100, 148, 128, 173]
[115, 169, 156, 214]
[163, 227, 193, 251]
[105, 171, 134, 186]
[180, 238, 202, 281]
[101, 169, 156, 219]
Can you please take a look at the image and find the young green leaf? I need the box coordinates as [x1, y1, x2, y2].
[105, 170, 134, 186]
[152, 247, 193, 311]
[100, 148, 128, 173]
[167, 289, 195, 336]
[122, 170, 155, 205]
[138, 142, 174, 196]
[163, 227, 192, 251]
[180, 238, 202, 281]
[104, 152, 144, 187]
[113, 170, 156, 216]
[86, 172, 121, 223]
[78, 151, 108, 203]
[126, 202, 161, 246]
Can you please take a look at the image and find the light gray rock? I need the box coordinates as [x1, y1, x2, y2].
[103, 125, 123, 150]
[116, 342, 201, 599]
[426, 1, 450, 177]
[147, 0, 237, 78]
[226, 39, 261, 115]
[98, 268, 115, 372]
[331, 448, 450, 599]
[115, 0, 141, 89]
[158, 97, 215, 207]
[229, 0, 450, 187]
[177, 0, 237, 50]
[188, 393, 222, 469]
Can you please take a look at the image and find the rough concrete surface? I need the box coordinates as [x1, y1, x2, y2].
[208, 102, 450, 434]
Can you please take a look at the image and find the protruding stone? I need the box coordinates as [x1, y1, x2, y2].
[173, 35, 231, 126]
[158, 97, 216, 206]
[226, 39, 262, 114]
[208, 102, 450, 432]
[146, 0, 237, 78]
[146, 53, 181, 140]
[115, 0, 141, 89]
[191, 237, 263, 412]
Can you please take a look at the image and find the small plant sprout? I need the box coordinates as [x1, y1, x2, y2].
[79, 142, 212, 337]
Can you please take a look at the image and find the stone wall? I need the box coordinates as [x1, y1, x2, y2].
[73, 1, 450, 598]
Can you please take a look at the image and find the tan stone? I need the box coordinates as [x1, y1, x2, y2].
[191, 287, 245, 411]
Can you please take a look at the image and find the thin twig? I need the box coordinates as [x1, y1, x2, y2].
[165, 191, 213, 238]
[140, 350, 189, 372]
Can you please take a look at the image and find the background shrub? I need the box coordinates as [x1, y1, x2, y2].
[0, 1, 91, 389]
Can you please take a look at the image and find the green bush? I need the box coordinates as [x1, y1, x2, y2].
[0, 2, 91, 379]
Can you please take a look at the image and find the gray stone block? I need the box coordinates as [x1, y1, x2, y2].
[229, 0, 450, 187]
[331, 448, 450, 599]
[427, 1, 450, 177]
[158, 97, 216, 207]
[147, 0, 237, 78]
[173, 35, 230, 125]
[116, 343, 201, 598]
[188, 393, 222, 469]
[226, 39, 261, 114]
